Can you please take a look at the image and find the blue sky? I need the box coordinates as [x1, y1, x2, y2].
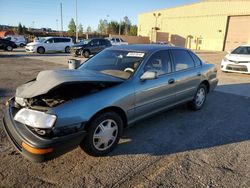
[0, 0, 198, 31]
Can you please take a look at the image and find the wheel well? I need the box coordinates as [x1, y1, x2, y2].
[201, 80, 210, 93]
[37, 46, 45, 52]
[85, 106, 128, 130]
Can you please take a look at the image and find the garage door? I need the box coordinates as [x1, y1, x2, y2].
[224, 16, 250, 51]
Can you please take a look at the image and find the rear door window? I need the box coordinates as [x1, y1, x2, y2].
[171, 49, 195, 71]
[189, 51, 202, 66]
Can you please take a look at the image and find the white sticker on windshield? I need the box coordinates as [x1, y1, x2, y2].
[127, 52, 145, 57]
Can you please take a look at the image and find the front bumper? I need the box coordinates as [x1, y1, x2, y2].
[70, 48, 82, 56]
[25, 46, 36, 53]
[221, 60, 250, 74]
[2, 98, 87, 162]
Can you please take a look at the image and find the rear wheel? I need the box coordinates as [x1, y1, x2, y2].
[20, 43, 24, 47]
[6, 45, 13, 51]
[81, 111, 123, 156]
[37, 47, 45, 54]
[65, 46, 70, 53]
[188, 84, 207, 111]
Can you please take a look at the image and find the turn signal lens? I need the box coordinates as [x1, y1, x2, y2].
[22, 142, 53, 155]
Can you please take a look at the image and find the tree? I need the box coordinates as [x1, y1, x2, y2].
[68, 18, 76, 36]
[86, 26, 92, 33]
[97, 19, 108, 34]
[78, 23, 83, 35]
[129, 25, 137, 36]
[123, 16, 131, 35]
[17, 23, 23, 34]
[22, 25, 28, 34]
[108, 21, 119, 34]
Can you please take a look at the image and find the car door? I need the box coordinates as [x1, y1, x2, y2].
[169, 49, 202, 102]
[89, 39, 100, 54]
[0, 39, 5, 49]
[133, 50, 176, 120]
[44, 38, 54, 51]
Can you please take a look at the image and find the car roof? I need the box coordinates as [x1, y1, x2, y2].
[109, 44, 186, 53]
[239, 44, 250, 47]
[44, 37, 71, 39]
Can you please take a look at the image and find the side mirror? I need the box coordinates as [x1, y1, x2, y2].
[68, 59, 81, 69]
[140, 71, 157, 81]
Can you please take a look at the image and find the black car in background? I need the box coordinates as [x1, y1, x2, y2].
[70, 38, 111, 58]
[0, 39, 17, 51]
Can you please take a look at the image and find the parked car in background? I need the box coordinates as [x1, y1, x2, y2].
[107, 37, 128, 46]
[5, 35, 27, 47]
[70, 38, 111, 58]
[154, 41, 175, 46]
[3, 45, 218, 162]
[221, 45, 250, 74]
[0, 38, 17, 51]
[25, 37, 73, 54]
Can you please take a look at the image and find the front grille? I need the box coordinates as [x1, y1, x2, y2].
[226, 64, 248, 72]
[228, 60, 249, 64]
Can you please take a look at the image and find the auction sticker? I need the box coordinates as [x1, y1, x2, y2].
[127, 52, 145, 57]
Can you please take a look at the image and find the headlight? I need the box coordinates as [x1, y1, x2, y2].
[15, 97, 26, 106]
[14, 108, 56, 129]
[223, 58, 229, 62]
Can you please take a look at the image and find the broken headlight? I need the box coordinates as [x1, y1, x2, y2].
[14, 108, 57, 129]
[15, 97, 26, 107]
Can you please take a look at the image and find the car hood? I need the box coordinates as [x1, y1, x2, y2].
[27, 42, 41, 46]
[71, 43, 87, 48]
[226, 54, 250, 62]
[16, 69, 124, 98]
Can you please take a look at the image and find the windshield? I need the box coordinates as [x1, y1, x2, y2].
[231, 46, 250, 55]
[36, 37, 46, 42]
[80, 39, 91, 44]
[80, 49, 145, 80]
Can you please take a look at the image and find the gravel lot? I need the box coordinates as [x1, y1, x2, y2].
[0, 49, 250, 188]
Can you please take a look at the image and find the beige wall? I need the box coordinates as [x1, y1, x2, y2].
[138, 1, 250, 51]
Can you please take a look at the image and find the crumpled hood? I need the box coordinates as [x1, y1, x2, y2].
[16, 69, 123, 98]
[226, 54, 250, 62]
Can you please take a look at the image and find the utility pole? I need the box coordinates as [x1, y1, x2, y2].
[56, 19, 58, 32]
[75, 0, 78, 42]
[152, 12, 161, 42]
[118, 19, 121, 35]
[60, 2, 63, 36]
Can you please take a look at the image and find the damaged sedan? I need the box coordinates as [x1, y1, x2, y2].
[3, 45, 218, 162]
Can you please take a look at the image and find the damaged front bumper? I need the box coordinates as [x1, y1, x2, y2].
[2, 98, 87, 162]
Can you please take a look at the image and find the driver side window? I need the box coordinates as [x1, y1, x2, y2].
[144, 50, 172, 76]
[46, 38, 54, 43]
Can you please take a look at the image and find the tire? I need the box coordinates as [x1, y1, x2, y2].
[82, 50, 90, 58]
[37, 47, 45, 54]
[20, 43, 24, 47]
[81, 111, 123, 156]
[65, 46, 70, 53]
[6, 45, 13, 51]
[188, 83, 207, 111]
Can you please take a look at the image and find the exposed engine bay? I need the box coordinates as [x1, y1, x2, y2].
[23, 82, 120, 111]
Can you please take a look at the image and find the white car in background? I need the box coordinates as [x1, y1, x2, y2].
[25, 37, 73, 54]
[107, 37, 128, 46]
[221, 45, 250, 74]
[5, 35, 27, 47]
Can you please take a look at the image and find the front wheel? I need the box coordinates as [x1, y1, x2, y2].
[82, 50, 90, 58]
[81, 111, 123, 156]
[6, 45, 13, 51]
[188, 84, 207, 111]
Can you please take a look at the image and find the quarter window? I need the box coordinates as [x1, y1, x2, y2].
[189, 51, 202, 66]
[144, 50, 172, 76]
[171, 49, 195, 71]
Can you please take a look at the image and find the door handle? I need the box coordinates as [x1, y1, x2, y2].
[168, 79, 175, 84]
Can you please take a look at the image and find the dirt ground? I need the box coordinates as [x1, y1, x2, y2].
[0, 49, 250, 188]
